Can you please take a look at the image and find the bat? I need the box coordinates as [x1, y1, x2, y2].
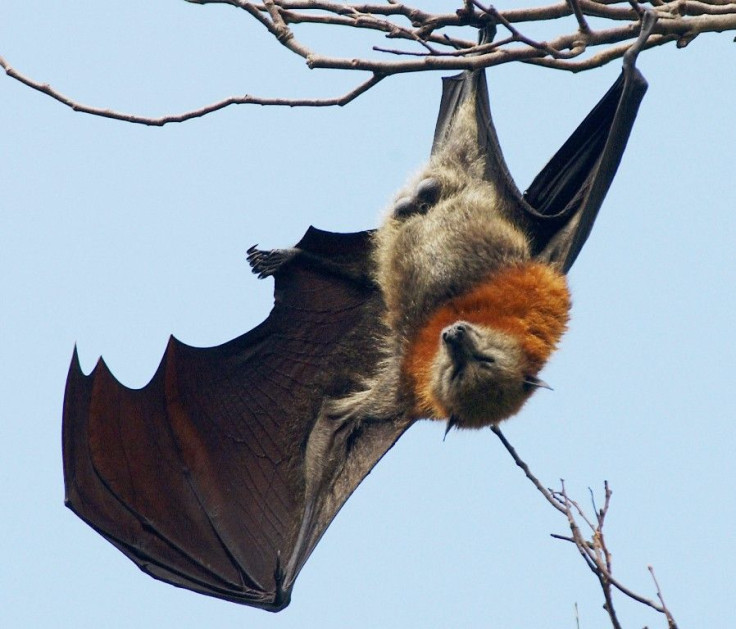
[62, 14, 656, 612]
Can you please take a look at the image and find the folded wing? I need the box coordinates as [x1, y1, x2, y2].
[433, 13, 655, 273]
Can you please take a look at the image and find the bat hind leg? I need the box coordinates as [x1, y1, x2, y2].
[323, 359, 404, 426]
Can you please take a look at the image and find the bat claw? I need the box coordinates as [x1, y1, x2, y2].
[443, 415, 458, 441]
[247, 246, 299, 278]
[271, 552, 290, 610]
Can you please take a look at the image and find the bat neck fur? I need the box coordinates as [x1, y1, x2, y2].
[404, 262, 570, 421]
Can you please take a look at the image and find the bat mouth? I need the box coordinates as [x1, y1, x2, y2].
[450, 363, 466, 382]
[443, 325, 472, 381]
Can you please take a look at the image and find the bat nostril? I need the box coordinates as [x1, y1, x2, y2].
[442, 323, 467, 345]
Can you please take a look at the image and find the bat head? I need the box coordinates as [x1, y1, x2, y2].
[430, 321, 536, 428]
[403, 263, 570, 428]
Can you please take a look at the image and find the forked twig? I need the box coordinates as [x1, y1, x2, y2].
[490, 425, 679, 628]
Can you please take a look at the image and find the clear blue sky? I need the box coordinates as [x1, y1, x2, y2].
[2, 2, 735, 627]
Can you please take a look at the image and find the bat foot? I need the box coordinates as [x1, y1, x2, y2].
[624, 9, 657, 69]
[247, 246, 299, 278]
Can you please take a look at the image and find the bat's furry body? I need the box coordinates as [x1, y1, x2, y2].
[62, 13, 656, 612]
[375, 96, 530, 338]
[338, 94, 570, 431]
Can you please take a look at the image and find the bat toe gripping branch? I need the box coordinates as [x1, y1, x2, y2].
[626, 10, 658, 68]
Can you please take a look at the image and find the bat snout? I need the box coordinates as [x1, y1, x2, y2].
[441, 322, 470, 347]
[441, 322, 478, 370]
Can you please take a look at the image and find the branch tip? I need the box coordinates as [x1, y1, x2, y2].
[491, 426, 678, 627]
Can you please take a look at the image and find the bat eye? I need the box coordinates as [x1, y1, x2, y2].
[393, 197, 418, 218]
[415, 178, 441, 207]
[474, 353, 496, 365]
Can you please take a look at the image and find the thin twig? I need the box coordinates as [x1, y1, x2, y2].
[568, 0, 592, 32]
[648, 566, 680, 629]
[472, 0, 580, 59]
[373, 37, 512, 57]
[490, 425, 678, 627]
[0, 56, 384, 125]
[489, 425, 566, 514]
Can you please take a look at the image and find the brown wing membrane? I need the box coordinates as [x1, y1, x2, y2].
[433, 12, 655, 273]
[63, 227, 391, 610]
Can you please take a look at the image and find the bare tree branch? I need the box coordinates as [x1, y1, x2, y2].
[0, 55, 384, 125]
[649, 565, 679, 629]
[568, 0, 593, 33]
[490, 425, 679, 628]
[3, 0, 735, 123]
